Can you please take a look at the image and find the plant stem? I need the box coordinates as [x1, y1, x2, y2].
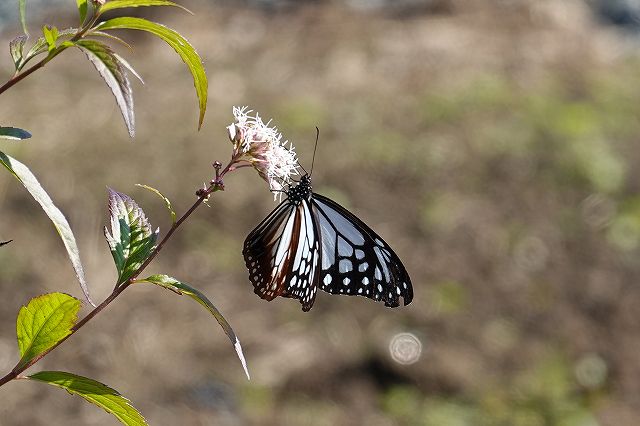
[0, 57, 48, 97]
[0, 6, 100, 97]
[0, 157, 238, 387]
[124, 154, 240, 284]
[0, 282, 127, 387]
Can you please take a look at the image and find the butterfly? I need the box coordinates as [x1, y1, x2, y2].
[243, 173, 413, 311]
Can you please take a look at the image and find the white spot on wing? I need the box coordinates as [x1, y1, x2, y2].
[339, 259, 353, 273]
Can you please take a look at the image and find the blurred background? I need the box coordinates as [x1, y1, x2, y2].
[1, 0, 640, 424]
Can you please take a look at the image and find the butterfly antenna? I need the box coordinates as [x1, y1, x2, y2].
[310, 127, 319, 176]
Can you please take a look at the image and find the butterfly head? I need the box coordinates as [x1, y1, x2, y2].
[287, 174, 312, 204]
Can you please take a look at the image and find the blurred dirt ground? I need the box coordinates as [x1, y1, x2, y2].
[2, 0, 640, 425]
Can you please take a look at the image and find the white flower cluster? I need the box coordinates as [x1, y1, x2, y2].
[227, 106, 299, 198]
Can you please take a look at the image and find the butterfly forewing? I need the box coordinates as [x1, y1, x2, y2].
[312, 193, 413, 307]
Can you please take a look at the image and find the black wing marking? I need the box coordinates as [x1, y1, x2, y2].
[312, 193, 413, 307]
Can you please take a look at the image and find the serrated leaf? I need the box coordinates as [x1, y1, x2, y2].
[19, 0, 28, 35]
[77, 0, 88, 25]
[99, 0, 191, 14]
[21, 28, 77, 71]
[0, 152, 93, 305]
[104, 189, 158, 285]
[75, 40, 135, 137]
[10, 35, 27, 70]
[28, 371, 148, 426]
[141, 274, 250, 380]
[114, 54, 144, 84]
[42, 25, 58, 52]
[0, 126, 31, 140]
[16, 293, 81, 368]
[96, 17, 207, 130]
[135, 184, 175, 223]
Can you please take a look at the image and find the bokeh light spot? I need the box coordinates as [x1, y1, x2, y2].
[389, 333, 422, 365]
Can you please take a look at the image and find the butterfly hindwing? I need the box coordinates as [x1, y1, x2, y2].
[312, 193, 413, 307]
[243, 201, 293, 301]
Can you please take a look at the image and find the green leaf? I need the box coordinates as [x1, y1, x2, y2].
[114, 53, 144, 84]
[21, 28, 77, 71]
[77, 0, 88, 25]
[16, 293, 81, 368]
[135, 184, 175, 224]
[75, 40, 135, 137]
[99, 0, 191, 14]
[28, 371, 148, 426]
[9, 35, 27, 69]
[0, 152, 93, 306]
[0, 126, 31, 140]
[42, 25, 59, 52]
[96, 17, 207, 130]
[104, 189, 158, 285]
[19, 0, 28, 35]
[141, 274, 250, 380]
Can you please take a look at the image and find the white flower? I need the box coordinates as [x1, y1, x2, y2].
[227, 106, 298, 199]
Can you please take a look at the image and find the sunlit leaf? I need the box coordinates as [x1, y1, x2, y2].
[114, 54, 144, 84]
[16, 293, 81, 368]
[104, 189, 158, 285]
[135, 184, 175, 223]
[0, 152, 93, 305]
[21, 28, 77, 71]
[96, 17, 207, 129]
[42, 25, 59, 52]
[99, 0, 191, 14]
[141, 274, 250, 380]
[75, 40, 135, 137]
[10, 35, 27, 70]
[76, 0, 88, 25]
[19, 0, 28, 35]
[0, 127, 31, 140]
[28, 371, 148, 426]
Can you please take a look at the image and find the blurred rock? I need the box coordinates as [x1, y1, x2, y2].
[589, 0, 640, 31]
